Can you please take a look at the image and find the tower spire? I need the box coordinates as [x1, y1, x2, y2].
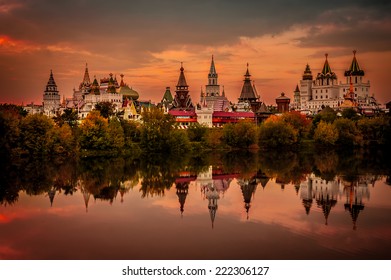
[344, 50, 364, 77]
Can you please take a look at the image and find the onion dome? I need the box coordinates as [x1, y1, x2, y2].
[118, 74, 139, 100]
[344, 50, 365, 77]
[119, 85, 139, 100]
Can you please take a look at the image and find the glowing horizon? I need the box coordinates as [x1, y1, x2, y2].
[1, 1, 390, 106]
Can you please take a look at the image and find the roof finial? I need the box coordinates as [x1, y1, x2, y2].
[325, 53, 328, 59]
[180, 61, 184, 71]
[353, 50, 357, 56]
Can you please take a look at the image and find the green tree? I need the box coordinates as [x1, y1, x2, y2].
[258, 117, 298, 148]
[313, 121, 339, 145]
[0, 105, 23, 155]
[342, 108, 360, 120]
[121, 119, 141, 143]
[54, 108, 79, 128]
[167, 129, 190, 154]
[333, 118, 362, 146]
[222, 121, 257, 149]
[20, 114, 72, 156]
[94, 102, 116, 119]
[108, 118, 125, 150]
[79, 111, 110, 150]
[357, 116, 390, 145]
[204, 128, 223, 148]
[187, 123, 208, 142]
[140, 108, 175, 152]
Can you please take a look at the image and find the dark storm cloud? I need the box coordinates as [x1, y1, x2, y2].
[1, 0, 390, 55]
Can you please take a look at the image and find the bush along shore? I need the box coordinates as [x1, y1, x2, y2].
[1, 104, 391, 160]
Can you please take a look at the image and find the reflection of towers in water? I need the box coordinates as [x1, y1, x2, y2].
[343, 178, 370, 230]
[300, 178, 313, 215]
[176, 182, 189, 217]
[237, 178, 257, 220]
[300, 174, 340, 224]
[205, 183, 220, 229]
[78, 179, 91, 213]
[48, 186, 57, 207]
[312, 175, 340, 225]
[196, 165, 233, 227]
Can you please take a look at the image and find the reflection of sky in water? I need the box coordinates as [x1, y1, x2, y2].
[1, 171, 391, 260]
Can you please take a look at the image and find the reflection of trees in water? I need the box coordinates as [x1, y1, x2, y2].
[258, 150, 311, 186]
[313, 150, 338, 181]
[1, 147, 390, 206]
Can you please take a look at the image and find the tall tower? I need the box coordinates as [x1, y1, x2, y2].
[341, 50, 370, 100]
[79, 63, 91, 94]
[172, 63, 194, 110]
[43, 70, 61, 116]
[205, 55, 220, 97]
[238, 63, 260, 112]
[299, 63, 313, 111]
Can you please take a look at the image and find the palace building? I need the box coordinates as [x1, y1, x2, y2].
[292, 51, 380, 115]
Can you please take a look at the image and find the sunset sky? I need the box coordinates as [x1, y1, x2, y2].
[0, 0, 390, 106]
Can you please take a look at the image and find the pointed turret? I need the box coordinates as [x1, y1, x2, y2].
[206, 184, 219, 229]
[172, 63, 194, 110]
[176, 182, 189, 217]
[45, 70, 58, 93]
[162, 87, 173, 103]
[322, 54, 332, 75]
[302, 64, 313, 80]
[239, 63, 259, 102]
[344, 50, 365, 77]
[90, 76, 100, 95]
[82, 63, 91, 85]
[209, 55, 218, 79]
[43, 70, 61, 116]
[317, 54, 337, 80]
[177, 62, 188, 88]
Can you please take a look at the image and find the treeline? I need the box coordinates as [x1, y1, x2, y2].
[1, 103, 391, 159]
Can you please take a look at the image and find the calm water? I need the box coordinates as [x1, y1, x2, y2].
[1, 150, 391, 260]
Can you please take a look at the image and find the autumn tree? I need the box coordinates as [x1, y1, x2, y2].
[333, 118, 362, 146]
[222, 121, 258, 149]
[79, 111, 110, 150]
[107, 118, 125, 150]
[94, 102, 116, 119]
[281, 111, 311, 139]
[313, 121, 339, 145]
[140, 107, 175, 153]
[258, 116, 298, 148]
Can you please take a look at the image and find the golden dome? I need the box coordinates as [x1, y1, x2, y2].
[119, 85, 139, 100]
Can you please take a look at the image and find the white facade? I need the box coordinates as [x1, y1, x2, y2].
[293, 52, 375, 114]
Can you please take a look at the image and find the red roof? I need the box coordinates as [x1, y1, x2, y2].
[169, 110, 196, 117]
[213, 111, 255, 118]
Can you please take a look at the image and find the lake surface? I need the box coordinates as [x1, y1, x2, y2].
[1, 149, 391, 260]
